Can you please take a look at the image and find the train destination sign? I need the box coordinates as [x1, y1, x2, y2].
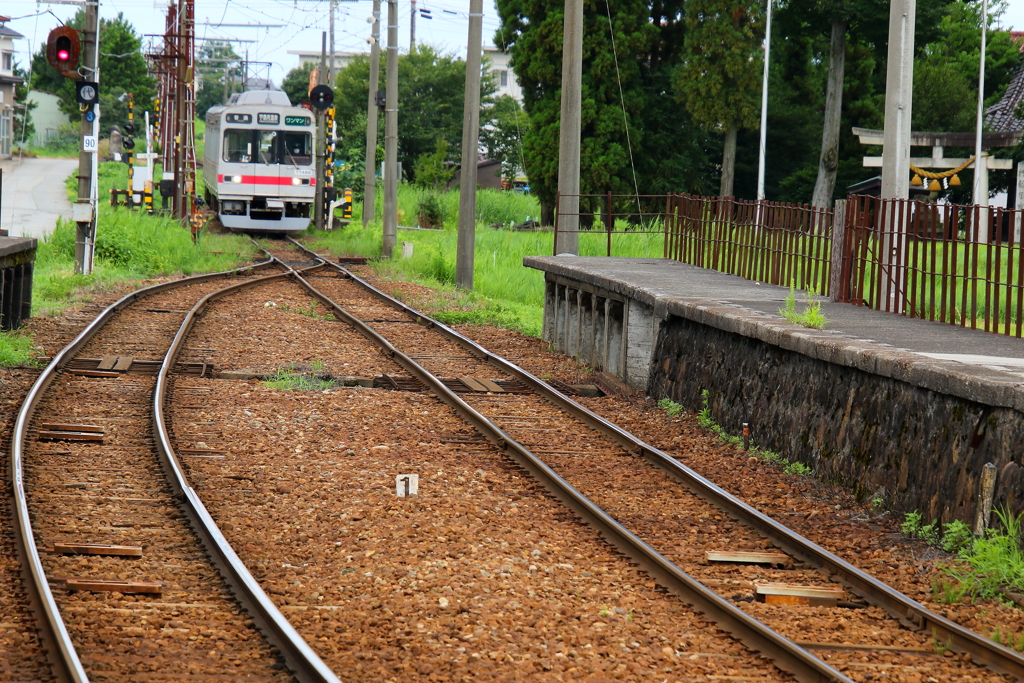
[258, 113, 281, 125]
[285, 116, 311, 126]
[225, 113, 251, 124]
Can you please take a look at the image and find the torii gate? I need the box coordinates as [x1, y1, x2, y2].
[855, 127, 1024, 240]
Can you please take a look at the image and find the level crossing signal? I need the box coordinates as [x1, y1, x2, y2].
[309, 85, 335, 111]
[46, 26, 81, 79]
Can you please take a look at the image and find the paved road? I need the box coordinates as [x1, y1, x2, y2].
[1, 156, 79, 240]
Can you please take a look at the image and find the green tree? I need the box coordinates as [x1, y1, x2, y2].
[481, 95, 530, 182]
[13, 63, 36, 147]
[30, 12, 156, 134]
[495, 0, 704, 222]
[330, 45, 496, 183]
[412, 138, 455, 188]
[675, 0, 764, 198]
[281, 62, 315, 107]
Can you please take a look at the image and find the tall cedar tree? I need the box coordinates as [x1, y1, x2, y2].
[30, 12, 155, 134]
[675, 0, 763, 198]
[496, 0, 714, 223]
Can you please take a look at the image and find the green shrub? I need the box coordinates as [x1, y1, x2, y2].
[0, 331, 37, 366]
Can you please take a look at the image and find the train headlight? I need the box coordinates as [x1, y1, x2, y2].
[231, 175, 242, 184]
[292, 177, 302, 186]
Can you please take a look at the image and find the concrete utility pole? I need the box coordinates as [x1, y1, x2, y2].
[363, 0, 381, 227]
[756, 0, 773, 202]
[973, 0, 988, 210]
[315, 34, 327, 231]
[75, 1, 100, 275]
[456, 0, 483, 289]
[880, 0, 915, 201]
[382, 0, 399, 257]
[403, 0, 411, 49]
[329, 0, 337, 83]
[555, 0, 583, 255]
[879, 0, 915, 313]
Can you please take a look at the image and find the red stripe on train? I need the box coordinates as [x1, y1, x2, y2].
[218, 174, 316, 186]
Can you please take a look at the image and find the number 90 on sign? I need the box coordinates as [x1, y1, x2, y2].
[83, 135, 98, 153]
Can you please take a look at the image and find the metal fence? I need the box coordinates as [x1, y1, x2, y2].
[552, 192, 670, 257]
[666, 194, 834, 295]
[838, 195, 1024, 336]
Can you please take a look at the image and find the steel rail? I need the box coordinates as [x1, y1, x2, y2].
[285, 238, 1024, 681]
[10, 261, 275, 683]
[154, 266, 342, 683]
[282, 265, 852, 683]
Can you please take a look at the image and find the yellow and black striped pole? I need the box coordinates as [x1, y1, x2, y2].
[324, 106, 335, 224]
[125, 93, 135, 208]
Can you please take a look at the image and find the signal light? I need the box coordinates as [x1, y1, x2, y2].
[46, 26, 81, 78]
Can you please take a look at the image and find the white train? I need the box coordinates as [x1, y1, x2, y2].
[204, 90, 317, 233]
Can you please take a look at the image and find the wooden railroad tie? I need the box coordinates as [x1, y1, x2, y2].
[60, 578, 162, 595]
[706, 550, 792, 568]
[38, 423, 105, 443]
[52, 543, 143, 557]
[754, 583, 844, 607]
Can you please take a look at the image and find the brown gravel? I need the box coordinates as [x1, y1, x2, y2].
[169, 275, 796, 682]
[18, 276, 294, 682]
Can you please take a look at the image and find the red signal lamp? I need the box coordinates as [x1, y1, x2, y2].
[46, 26, 81, 78]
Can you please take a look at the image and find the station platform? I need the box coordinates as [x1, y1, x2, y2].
[523, 256, 1024, 523]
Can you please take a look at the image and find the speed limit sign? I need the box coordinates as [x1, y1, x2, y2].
[83, 135, 98, 153]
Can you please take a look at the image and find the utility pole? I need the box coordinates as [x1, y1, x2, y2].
[555, 0, 583, 254]
[382, 0, 399, 257]
[880, 0, 914, 202]
[456, 0, 483, 289]
[756, 0, 773, 202]
[315, 33, 327, 230]
[410, 0, 416, 49]
[75, 1, 100, 275]
[329, 0, 337, 83]
[363, 0, 381, 228]
[973, 0, 988, 211]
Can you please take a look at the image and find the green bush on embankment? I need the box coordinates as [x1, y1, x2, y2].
[303, 185, 665, 338]
[34, 161, 254, 316]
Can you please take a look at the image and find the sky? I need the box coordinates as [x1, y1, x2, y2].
[1, 0, 510, 87]
[2, 0, 1023, 87]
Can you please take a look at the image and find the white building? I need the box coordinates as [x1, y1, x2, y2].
[287, 50, 362, 74]
[0, 19, 25, 158]
[483, 46, 521, 104]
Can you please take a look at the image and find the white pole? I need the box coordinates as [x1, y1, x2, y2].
[973, 0, 987, 208]
[756, 0, 772, 202]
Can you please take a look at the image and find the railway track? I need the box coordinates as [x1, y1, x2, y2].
[260, 238, 1023, 682]
[12, 238, 1022, 682]
[10, 262, 338, 683]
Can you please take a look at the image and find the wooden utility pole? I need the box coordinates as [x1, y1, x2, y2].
[382, 0, 399, 257]
[555, 0, 582, 255]
[456, 0, 483, 289]
[363, 0, 381, 227]
[75, 1, 99, 275]
[315, 34, 327, 231]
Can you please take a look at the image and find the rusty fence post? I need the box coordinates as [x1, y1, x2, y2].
[829, 199, 847, 301]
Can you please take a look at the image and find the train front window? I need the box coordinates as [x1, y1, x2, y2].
[258, 131, 279, 164]
[223, 129, 252, 163]
[282, 132, 312, 166]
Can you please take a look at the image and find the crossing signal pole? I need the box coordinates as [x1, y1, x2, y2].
[48, 9, 99, 275]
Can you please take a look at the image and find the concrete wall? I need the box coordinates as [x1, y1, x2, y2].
[532, 264, 1024, 527]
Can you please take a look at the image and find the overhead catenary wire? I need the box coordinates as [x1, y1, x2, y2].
[603, 0, 642, 220]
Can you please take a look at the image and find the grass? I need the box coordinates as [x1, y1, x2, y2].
[29, 160, 254, 320]
[659, 391, 813, 476]
[779, 282, 829, 329]
[0, 331, 38, 366]
[262, 362, 340, 392]
[305, 185, 665, 338]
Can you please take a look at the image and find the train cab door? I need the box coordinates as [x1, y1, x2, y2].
[221, 128, 257, 200]
[255, 129, 284, 201]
